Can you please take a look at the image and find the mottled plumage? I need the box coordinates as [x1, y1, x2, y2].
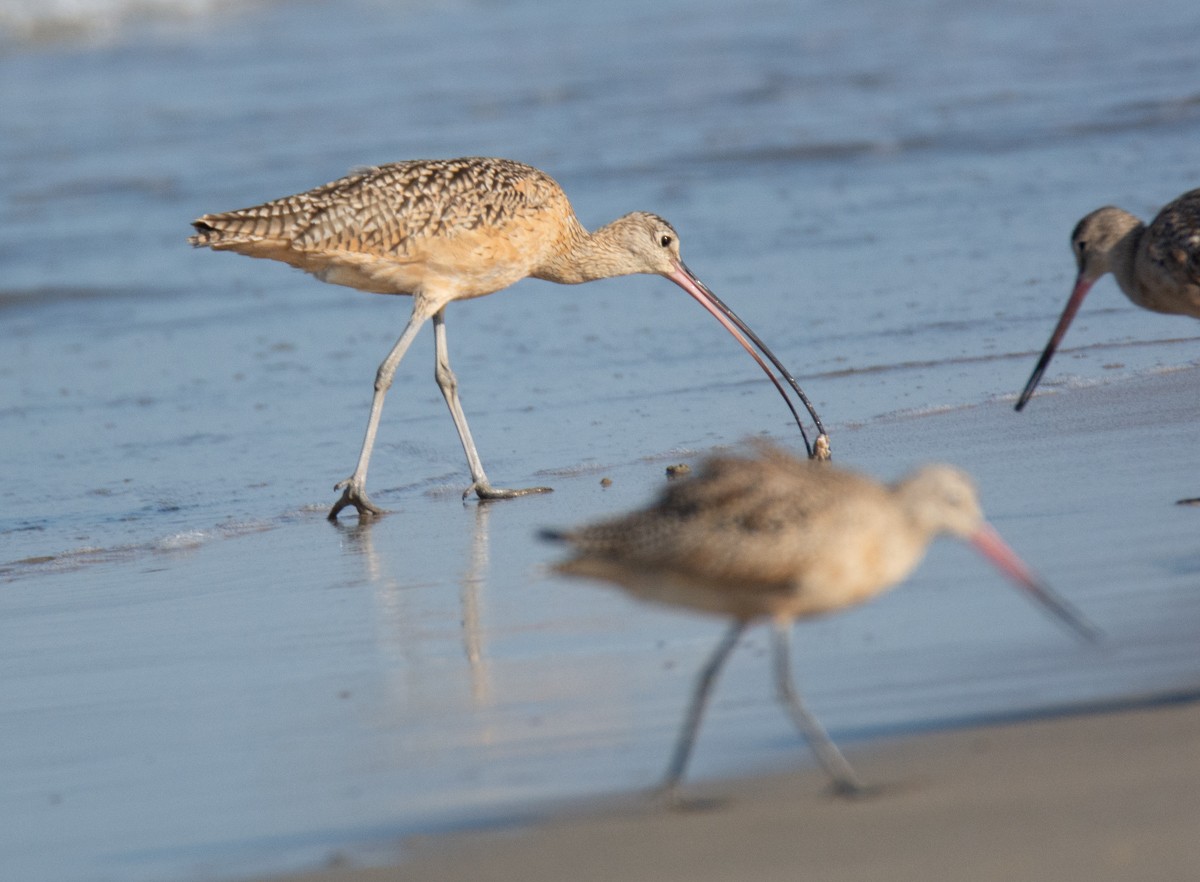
[1138, 191, 1200, 309]
[190, 158, 826, 519]
[1017, 188, 1200, 410]
[544, 444, 1097, 799]
[191, 159, 581, 298]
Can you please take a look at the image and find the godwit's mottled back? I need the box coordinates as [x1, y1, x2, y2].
[1016, 188, 1200, 411]
[543, 444, 1098, 800]
[190, 158, 828, 520]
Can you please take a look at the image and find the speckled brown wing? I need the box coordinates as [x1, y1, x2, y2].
[190, 157, 562, 258]
[1143, 188, 1200, 290]
[188, 171, 364, 248]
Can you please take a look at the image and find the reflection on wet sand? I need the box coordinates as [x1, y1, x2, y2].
[459, 504, 493, 706]
[332, 503, 494, 708]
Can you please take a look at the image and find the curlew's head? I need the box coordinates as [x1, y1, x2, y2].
[545, 212, 683, 283]
[600, 211, 684, 277]
[895, 464, 1099, 642]
[1015, 205, 1144, 411]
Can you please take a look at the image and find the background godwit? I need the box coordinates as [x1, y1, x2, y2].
[542, 444, 1098, 800]
[1015, 188, 1200, 411]
[189, 157, 827, 520]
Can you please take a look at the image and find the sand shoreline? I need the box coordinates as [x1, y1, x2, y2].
[266, 690, 1200, 882]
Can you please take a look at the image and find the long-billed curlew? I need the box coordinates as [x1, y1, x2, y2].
[542, 444, 1098, 800]
[1016, 189, 1200, 411]
[189, 157, 827, 520]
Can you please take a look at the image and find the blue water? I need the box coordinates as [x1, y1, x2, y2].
[2, 1, 1200, 880]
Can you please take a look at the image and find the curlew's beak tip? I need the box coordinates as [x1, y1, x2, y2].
[663, 263, 826, 458]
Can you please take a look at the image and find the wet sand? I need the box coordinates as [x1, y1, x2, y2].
[278, 696, 1200, 882]
[257, 364, 1200, 882]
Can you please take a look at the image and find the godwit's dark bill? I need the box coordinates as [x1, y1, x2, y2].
[1015, 270, 1096, 411]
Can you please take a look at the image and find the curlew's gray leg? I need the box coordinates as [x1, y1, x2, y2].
[657, 620, 746, 804]
[432, 308, 552, 501]
[329, 304, 433, 521]
[771, 620, 865, 796]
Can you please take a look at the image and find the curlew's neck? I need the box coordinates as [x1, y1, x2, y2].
[533, 215, 644, 285]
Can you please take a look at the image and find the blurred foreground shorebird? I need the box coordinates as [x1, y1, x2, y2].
[1016, 189, 1200, 411]
[189, 157, 827, 520]
[542, 445, 1098, 800]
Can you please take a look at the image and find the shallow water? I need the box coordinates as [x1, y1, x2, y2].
[2, 1, 1200, 880]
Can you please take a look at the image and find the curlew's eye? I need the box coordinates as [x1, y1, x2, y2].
[659, 234, 673, 248]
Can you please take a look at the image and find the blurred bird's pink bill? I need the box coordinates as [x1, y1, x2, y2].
[970, 522, 1101, 642]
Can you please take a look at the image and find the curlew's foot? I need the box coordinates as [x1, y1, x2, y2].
[465, 481, 554, 502]
[328, 478, 386, 521]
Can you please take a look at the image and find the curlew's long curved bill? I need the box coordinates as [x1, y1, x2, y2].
[970, 522, 1100, 642]
[1015, 271, 1096, 411]
[666, 262, 827, 458]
